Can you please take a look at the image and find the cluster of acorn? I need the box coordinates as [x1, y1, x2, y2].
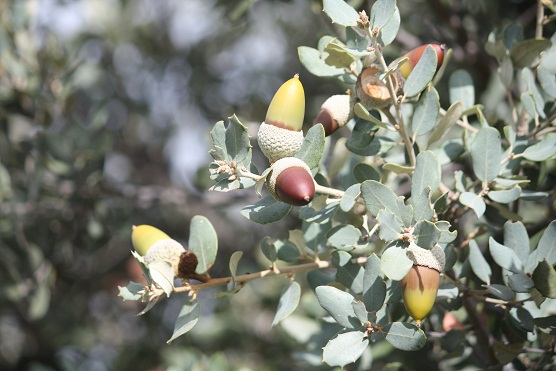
[258, 44, 445, 208]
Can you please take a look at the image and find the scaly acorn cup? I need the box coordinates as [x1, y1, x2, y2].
[257, 74, 305, 163]
[131, 225, 186, 277]
[356, 66, 401, 109]
[398, 43, 445, 80]
[266, 157, 315, 206]
[401, 243, 446, 327]
[314, 94, 354, 136]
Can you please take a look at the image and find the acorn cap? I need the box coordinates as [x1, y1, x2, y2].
[132, 225, 171, 256]
[143, 238, 186, 276]
[314, 94, 353, 136]
[265, 74, 305, 131]
[356, 66, 398, 109]
[266, 157, 315, 206]
[257, 122, 304, 163]
[406, 243, 445, 272]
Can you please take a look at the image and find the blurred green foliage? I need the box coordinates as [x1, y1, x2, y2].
[0, 0, 554, 370]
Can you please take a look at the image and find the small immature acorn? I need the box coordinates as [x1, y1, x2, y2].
[314, 94, 354, 136]
[266, 157, 315, 206]
[257, 74, 305, 163]
[131, 225, 185, 277]
[398, 43, 446, 80]
[401, 243, 446, 326]
[356, 66, 401, 109]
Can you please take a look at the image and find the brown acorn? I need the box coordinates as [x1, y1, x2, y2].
[356, 66, 401, 109]
[258, 75, 305, 163]
[401, 243, 445, 326]
[266, 157, 315, 206]
[314, 94, 353, 136]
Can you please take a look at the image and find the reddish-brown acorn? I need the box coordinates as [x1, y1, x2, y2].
[266, 157, 315, 206]
[314, 94, 353, 136]
[399, 43, 445, 79]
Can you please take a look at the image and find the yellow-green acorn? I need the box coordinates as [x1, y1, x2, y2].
[314, 94, 353, 136]
[266, 157, 315, 206]
[401, 243, 446, 326]
[257, 74, 305, 163]
[398, 43, 446, 80]
[131, 225, 185, 276]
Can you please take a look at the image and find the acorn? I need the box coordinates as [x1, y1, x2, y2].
[398, 43, 445, 80]
[131, 225, 185, 277]
[314, 94, 353, 136]
[257, 75, 305, 163]
[356, 66, 401, 109]
[401, 243, 446, 326]
[266, 157, 315, 206]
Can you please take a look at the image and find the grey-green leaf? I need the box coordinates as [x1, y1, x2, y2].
[298, 46, 344, 77]
[340, 183, 361, 212]
[149, 260, 174, 297]
[533, 315, 556, 335]
[459, 192, 486, 219]
[315, 286, 361, 329]
[363, 254, 386, 312]
[322, 331, 369, 367]
[504, 221, 529, 265]
[378, 6, 400, 46]
[361, 180, 400, 217]
[370, 0, 397, 30]
[471, 127, 502, 182]
[449, 69, 474, 110]
[404, 45, 438, 97]
[507, 273, 534, 293]
[383, 322, 426, 351]
[468, 240, 491, 285]
[532, 260, 556, 298]
[240, 195, 291, 224]
[484, 284, 515, 301]
[381, 244, 413, 280]
[521, 133, 556, 161]
[323, 0, 360, 27]
[427, 101, 463, 148]
[272, 281, 301, 327]
[414, 220, 441, 249]
[377, 210, 403, 242]
[327, 224, 362, 250]
[167, 300, 200, 343]
[412, 150, 440, 200]
[118, 282, 144, 301]
[488, 186, 522, 204]
[188, 215, 218, 274]
[413, 187, 434, 225]
[534, 221, 556, 265]
[489, 237, 524, 273]
[410, 87, 440, 137]
[510, 38, 552, 68]
[260, 236, 277, 262]
[295, 124, 325, 169]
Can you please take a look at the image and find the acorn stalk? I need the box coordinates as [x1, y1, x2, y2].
[257, 75, 305, 163]
[266, 157, 315, 206]
[401, 243, 446, 326]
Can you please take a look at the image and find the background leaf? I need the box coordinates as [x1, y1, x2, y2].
[167, 300, 200, 343]
[411, 150, 440, 199]
[272, 281, 301, 327]
[323, 0, 359, 27]
[449, 69, 475, 110]
[471, 127, 502, 182]
[489, 237, 524, 273]
[468, 240, 491, 285]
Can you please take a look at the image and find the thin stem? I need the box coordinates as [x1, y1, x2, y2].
[536, 0, 545, 38]
[439, 108, 478, 133]
[175, 256, 368, 293]
[315, 183, 345, 198]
